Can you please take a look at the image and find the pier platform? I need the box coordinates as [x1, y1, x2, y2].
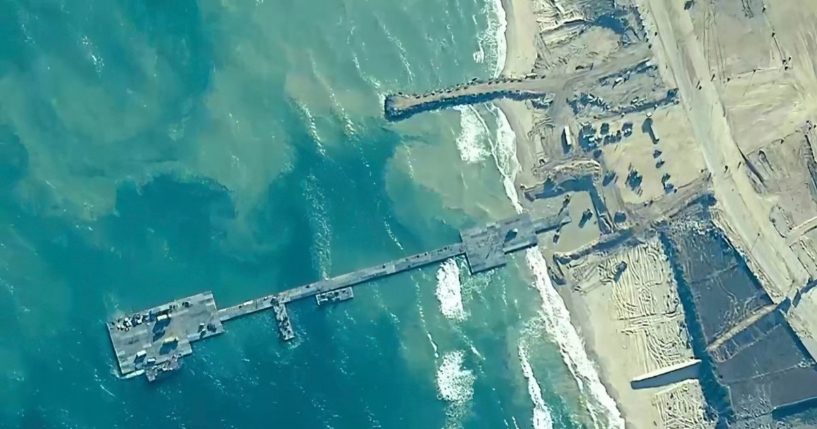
[106, 292, 224, 380]
[107, 214, 567, 382]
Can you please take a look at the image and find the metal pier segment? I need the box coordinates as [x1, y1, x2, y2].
[106, 214, 567, 382]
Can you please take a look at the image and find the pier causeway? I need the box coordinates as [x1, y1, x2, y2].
[383, 45, 653, 122]
[107, 213, 568, 382]
[384, 75, 556, 121]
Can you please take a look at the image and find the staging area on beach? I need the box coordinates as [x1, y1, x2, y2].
[384, 0, 817, 426]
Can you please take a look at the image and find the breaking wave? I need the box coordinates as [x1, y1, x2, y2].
[376, 15, 415, 82]
[486, 104, 523, 211]
[485, 81, 623, 427]
[436, 350, 475, 429]
[436, 351, 475, 403]
[474, 0, 507, 77]
[525, 250, 623, 428]
[518, 344, 554, 429]
[435, 259, 468, 321]
[454, 106, 490, 164]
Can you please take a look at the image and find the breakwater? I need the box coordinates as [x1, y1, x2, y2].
[384, 76, 556, 121]
[106, 213, 568, 382]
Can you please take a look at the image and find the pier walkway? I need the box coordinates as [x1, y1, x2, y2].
[215, 242, 464, 322]
[106, 213, 567, 382]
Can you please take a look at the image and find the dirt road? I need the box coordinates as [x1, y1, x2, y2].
[637, 0, 809, 300]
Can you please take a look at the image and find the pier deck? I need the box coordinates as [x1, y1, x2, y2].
[106, 292, 224, 379]
[215, 242, 465, 323]
[107, 213, 567, 382]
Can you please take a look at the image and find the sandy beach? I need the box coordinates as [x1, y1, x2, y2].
[497, 1, 710, 427]
[498, 0, 539, 186]
[382, 0, 817, 425]
[497, 0, 634, 423]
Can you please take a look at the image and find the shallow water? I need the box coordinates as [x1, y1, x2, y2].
[1, 0, 601, 427]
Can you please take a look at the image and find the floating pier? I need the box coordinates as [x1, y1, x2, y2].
[106, 213, 568, 382]
[316, 287, 354, 306]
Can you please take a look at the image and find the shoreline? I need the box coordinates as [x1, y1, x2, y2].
[497, 0, 539, 188]
[495, 0, 631, 426]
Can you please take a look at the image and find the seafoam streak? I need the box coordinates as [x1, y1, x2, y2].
[479, 1, 558, 425]
[485, 75, 624, 429]
[293, 101, 326, 156]
[303, 174, 332, 279]
[518, 343, 554, 429]
[476, 0, 507, 77]
[454, 106, 490, 164]
[376, 15, 415, 82]
[487, 104, 523, 213]
[453, 0, 509, 172]
[525, 250, 624, 428]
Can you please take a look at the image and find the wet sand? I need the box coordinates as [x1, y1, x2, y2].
[497, 1, 706, 427]
[498, 0, 539, 187]
[497, 0, 635, 422]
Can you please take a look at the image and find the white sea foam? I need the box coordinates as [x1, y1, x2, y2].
[427, 332, 440, 359]
[294, 101, 326, 156]
[404, 145, 417, 180]
[486, 104, 523, 211]
[436, 350, 474, 403]
[479, 0, 508, 77]
[411, 271, 439, 360]
[486, 91, 623, 427]
[383, 220, 404, 251]
[377, 16, 415, 82]
[526, 250, 623, 428]
[363, 405, 383, 428]
[435, 259, 467, 321]
[80, 35, 104, 74]
[518, 344, 554, 429]
[459, 257, 492, 295]
[473, 41, 485, 64]
[454, 106, 490, 163]
[436, 350, 475, 429]
[352, 50, 385, 92]
[472, 11, 487, 64]
[1, 276, 15, 295]
[511, 416, 522, 429]
[327, 88, 357, 138]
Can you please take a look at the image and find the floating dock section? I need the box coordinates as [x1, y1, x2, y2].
[106, 213, 568, 382]
[106, 292, 224, 381]
[316, 287, 354, 305]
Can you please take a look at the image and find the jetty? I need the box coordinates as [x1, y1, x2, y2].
[383, 45, 654, 122]
[384, 75, 555, 121]
[106, 213, 568, 382]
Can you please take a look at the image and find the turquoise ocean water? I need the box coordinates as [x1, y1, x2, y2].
[1, 0, 616, 427]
